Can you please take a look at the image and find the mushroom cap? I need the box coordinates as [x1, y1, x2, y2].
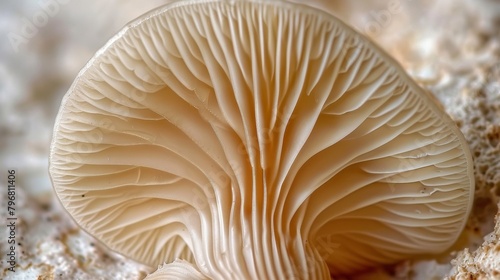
[49, 0, 474, 278]
[144, 260, 209, 280]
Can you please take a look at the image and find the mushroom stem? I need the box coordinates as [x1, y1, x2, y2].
[49, 0, 474, 278]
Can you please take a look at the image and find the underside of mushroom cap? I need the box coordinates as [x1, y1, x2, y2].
[144, 260, 209, 280]
[49, 0, 474, 278]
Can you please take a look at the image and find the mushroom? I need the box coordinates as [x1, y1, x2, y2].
[49, 0, 474, 278]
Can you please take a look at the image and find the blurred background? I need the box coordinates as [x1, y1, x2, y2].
[1, 0, 500, 279]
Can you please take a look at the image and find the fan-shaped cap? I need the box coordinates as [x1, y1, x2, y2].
[49, 0, 474, 278]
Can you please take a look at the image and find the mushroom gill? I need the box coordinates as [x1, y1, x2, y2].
[49, 0, 474, 278]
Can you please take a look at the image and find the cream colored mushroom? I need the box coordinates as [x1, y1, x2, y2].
[49, 0, 474, 278]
